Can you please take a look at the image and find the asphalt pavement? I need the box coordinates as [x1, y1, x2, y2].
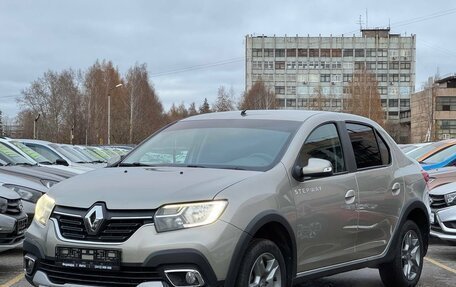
[1, 241, 455, 287]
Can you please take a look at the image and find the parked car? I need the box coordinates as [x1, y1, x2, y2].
[19, 139, 95, 172]
[429, 181, 456, 245]
[0, 185, 28, 253]
[407, 139, 456, 163]
[3, 138, 86, 175]
[420, 144, 456, 170]
[427, 167, 456, 189]
[400, 143, 431, 154]
[0, 170, 51, 219]
[24, 111, 430, 287]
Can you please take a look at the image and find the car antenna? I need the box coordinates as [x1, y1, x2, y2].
[241, 109, 247, 117]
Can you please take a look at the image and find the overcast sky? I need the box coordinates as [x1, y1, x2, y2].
[1, 0, 455, 118]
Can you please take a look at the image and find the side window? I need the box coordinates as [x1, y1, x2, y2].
[346, 123, 388, 169]
[376, 131, 391, 165]
[298, 123, 346, 174]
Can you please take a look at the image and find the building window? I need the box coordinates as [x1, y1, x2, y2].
[275, 61, 285, 70]
[390, 62, 400, 70]
[331, 74, 342, 83]
[320, 74, 331, 82]
[286, 49, 296, 57]
[400, 74, 410, 82]
[378, 49, 388, 57]
[321, 61, 331, 69]
[354, 62, 365, 70]
[401, 62, 411, 69]
[276, 98, 285, 107]
[286, 86, 296, 95]
[377, 74, 388, 82]
[309, 49, 319, 57]
[320, 49, 331, 57]
[264, 61, 274, 70]
[378, 87, 388, 95]
[436, 120, 456, 139]
[400, 99, 410, 108]
[286, 74, 296, 81]
[264, 49, 274, 57]
[388, 111, 398, 118]
[343, 86, 351, 94]
[343, 62, 354, 70]
[400, 111, 411, 119]
[366, 62, 376, 70]
[343, 49, 353, 57]
[252, 61, 262, 70]
[355, 49, 365, 57]
[391, 74, 400, 82]
[275, 49, 285, 57]
[331, 61, 342, 69]
[436, 97, 456, 111]
[366, 49, 377, 57]
[388, 99, 398, 107]
[252, 49, 263, 57]
[286, 98, 297, 107]
[287, 61, 296, 70]
[298, 49, 308, 57]
[381, 99, 387, 107]
[377, 61, 388, 69]
[332, 49, 342, 57]
[343, 74, 353, 82]
[275, 86, 285, 95]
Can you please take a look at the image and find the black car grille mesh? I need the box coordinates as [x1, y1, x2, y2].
[430, 194, 447, 209]
[51, 206, 155, 243]
[39, 260, 163, 287]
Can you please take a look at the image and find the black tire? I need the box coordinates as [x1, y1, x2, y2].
[235, 239, 287, 287]
[379, 220, 424, 287]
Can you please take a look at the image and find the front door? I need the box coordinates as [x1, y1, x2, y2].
[293, 123, 359, 272]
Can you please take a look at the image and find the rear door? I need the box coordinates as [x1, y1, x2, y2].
[345, 122, 404, 259]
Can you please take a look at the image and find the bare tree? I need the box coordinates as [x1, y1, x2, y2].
[212, 85, 235, 112]
[240, 81, 276, 110]
[343, 68, 384, 126]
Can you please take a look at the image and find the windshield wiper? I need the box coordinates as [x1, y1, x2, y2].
[91, 160, 106, 163]
[118, 162, 152, 167]
[185, 165, 207, 168]
[15, 162, 37, 166]
[0, 162, 12, 166]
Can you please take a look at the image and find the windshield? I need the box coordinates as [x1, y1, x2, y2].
[0, 142, 36, 165]
[422, 145, 456, 165]
[50, 144, 87, 163]
[407, 142, 442, 160]
[121, 119, 300, 171]
[61, 145, 93, 162]
[88, 147, 112, 160]
[10, 141, 52, 164]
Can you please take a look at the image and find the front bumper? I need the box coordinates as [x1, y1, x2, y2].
[24, 218, 242, 286]
[0, 212, 28, 252]
[430, 206, 456, 242]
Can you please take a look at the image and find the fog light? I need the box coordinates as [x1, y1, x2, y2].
[164, 269, 205, 286]
[24, 254, 36, 275]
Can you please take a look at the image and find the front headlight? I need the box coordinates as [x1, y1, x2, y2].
[3, 184, 43, 203]
[34, 194, 55, 227]
[445, 192, 456, 206]
[40, 179, 58, 189]
[0, 197, 7, 213]
[154, 200, 228, 232]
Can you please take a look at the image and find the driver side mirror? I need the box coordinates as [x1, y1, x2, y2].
[298, 158, 333, 178]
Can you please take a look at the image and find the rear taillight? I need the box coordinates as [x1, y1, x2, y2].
[421, 170, 430, 183]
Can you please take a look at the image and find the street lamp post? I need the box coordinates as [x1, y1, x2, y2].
[108, 83, 123, 145]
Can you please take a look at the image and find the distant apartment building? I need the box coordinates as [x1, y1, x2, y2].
[245, 29, 416, 141]
[411, 75, 456, 143]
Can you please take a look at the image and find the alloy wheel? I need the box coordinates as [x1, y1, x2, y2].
[248, 252, 282, 287]
[401, 230, 421, 281]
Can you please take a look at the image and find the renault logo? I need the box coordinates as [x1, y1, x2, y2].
[84, 205, 105, 235]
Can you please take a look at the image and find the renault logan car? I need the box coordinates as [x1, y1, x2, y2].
[0, 185, 28, 252]
[24, 110, 430, 287]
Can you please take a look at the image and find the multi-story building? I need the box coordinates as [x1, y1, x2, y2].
[245, 28, 416, 141]
[411, 75, 456, 143]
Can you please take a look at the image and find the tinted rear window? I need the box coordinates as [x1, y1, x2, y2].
[346, 123, 384, 169]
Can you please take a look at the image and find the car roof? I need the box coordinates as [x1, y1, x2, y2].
[180, 110, 365, 123]
[17, 139, 52, 145]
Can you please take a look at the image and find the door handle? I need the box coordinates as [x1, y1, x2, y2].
[392, 182, 401, 196]
[345, 189, 356, 204]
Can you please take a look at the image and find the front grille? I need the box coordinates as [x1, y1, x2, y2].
[51, 206, 154, 243]
[6, 199, 22, 214]
[0, 217, 27, 244]
[38, 260, 164, 287]
[430, 194, 447, 209]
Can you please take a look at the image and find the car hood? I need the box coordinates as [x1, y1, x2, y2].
[428, 166, 456, 177]
[49, 166, 260, 210]
[430, 181, 456, 196]
[0, 166, 66, 182]
[0, 185, 21, 200]
[0, 173, 47, 193]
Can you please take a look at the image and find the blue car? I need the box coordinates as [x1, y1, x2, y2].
[421, 144, 456, 170]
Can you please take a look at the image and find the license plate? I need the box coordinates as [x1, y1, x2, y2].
[55, 247, 121, 271]
[430, 212, 435, 225]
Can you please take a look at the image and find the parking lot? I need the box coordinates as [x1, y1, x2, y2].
[1, 240, 454, 287]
